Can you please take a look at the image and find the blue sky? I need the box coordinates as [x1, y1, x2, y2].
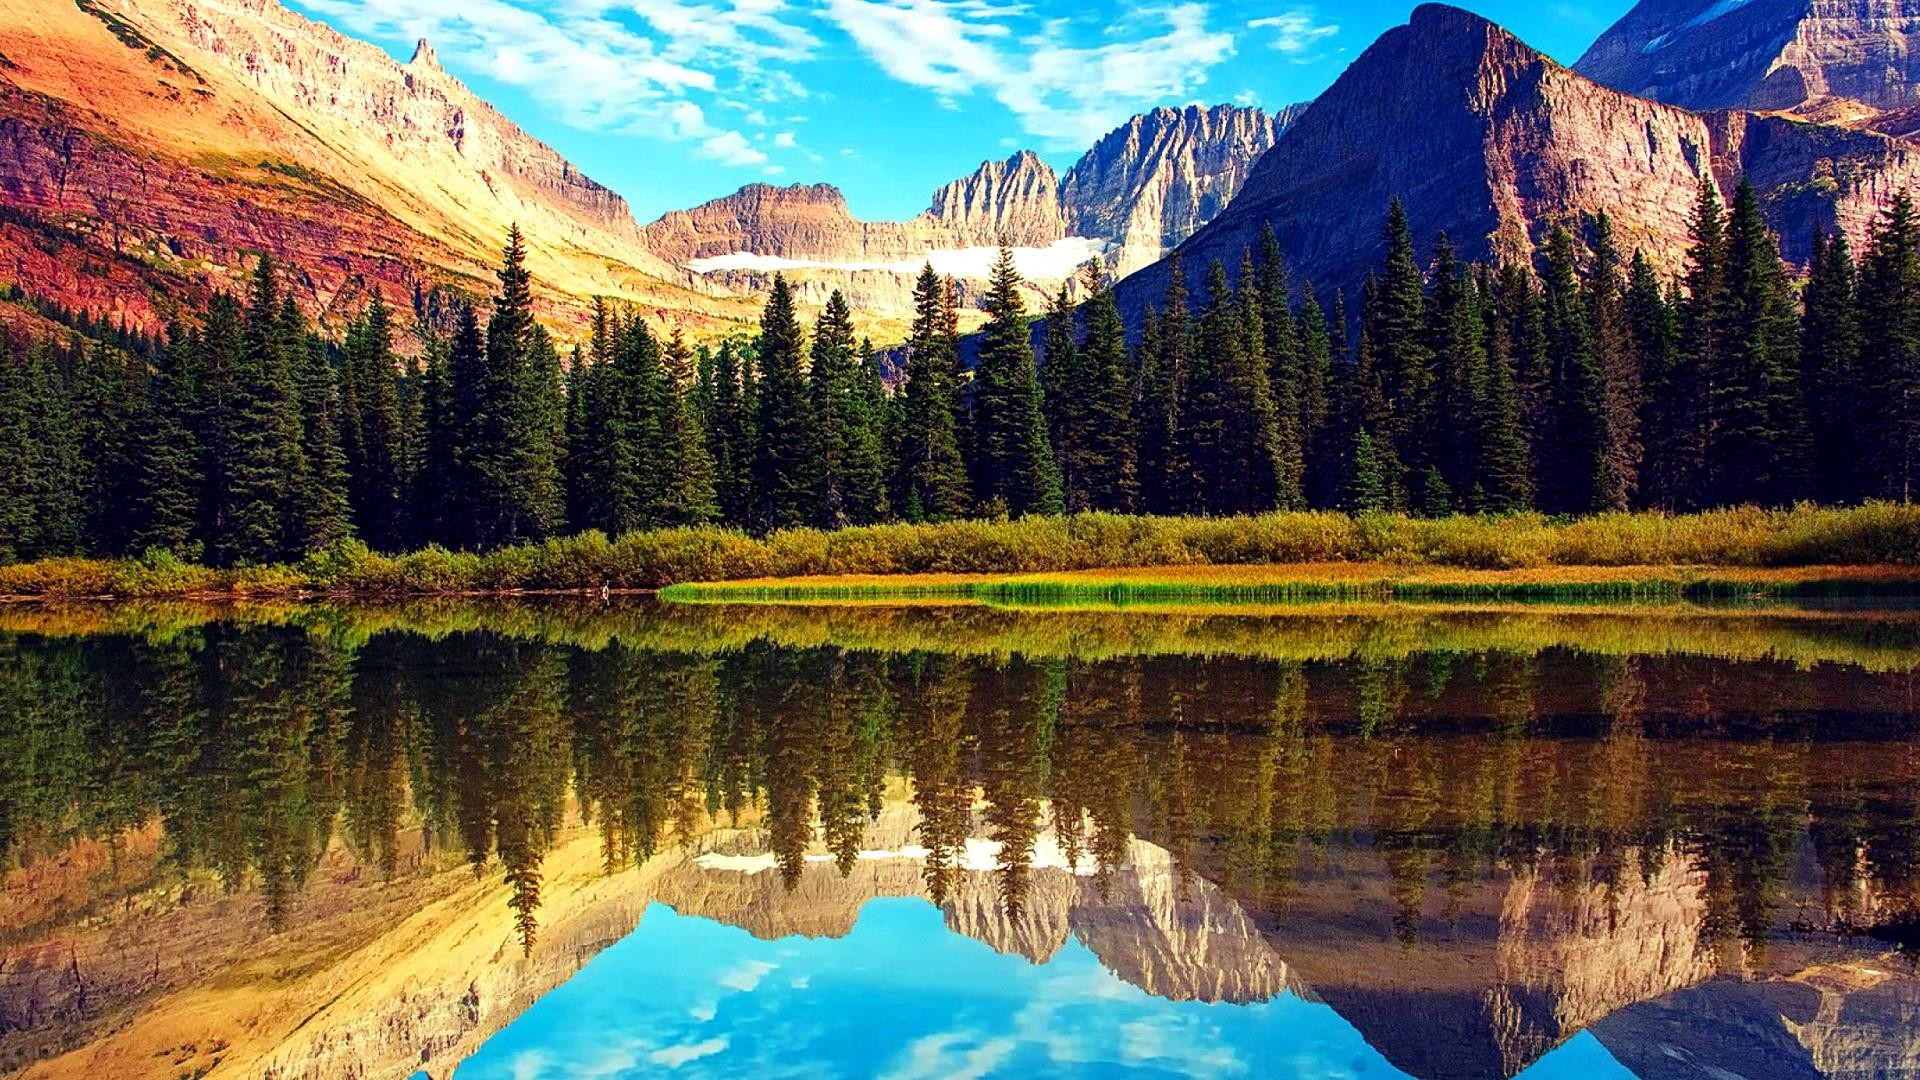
[454, 898, 1640, 1079]
[290, 0, 1635, 222]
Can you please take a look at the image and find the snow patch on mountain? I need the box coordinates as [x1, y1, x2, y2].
[1684, 0, 1755, 30]
[684, 238, 1110, 282]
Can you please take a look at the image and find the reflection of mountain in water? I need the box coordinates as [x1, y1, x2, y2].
[653, 802, 1293, 1004]
[1, 607, 1919, 1079]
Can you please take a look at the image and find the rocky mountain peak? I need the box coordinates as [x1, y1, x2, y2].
[1576, 0, 1920, 114]
[923, 150, 1065, 247]
[1116, 1, 1920, 322]
[1061, 101, 1287, 274]
[408, 36, 439, 70]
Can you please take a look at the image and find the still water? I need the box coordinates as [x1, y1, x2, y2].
[0, 598, 1917, 1079]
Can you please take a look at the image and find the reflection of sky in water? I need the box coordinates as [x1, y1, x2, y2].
[459, 899, 1637, 1079]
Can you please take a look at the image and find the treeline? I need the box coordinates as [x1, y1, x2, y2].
[4, 184, 1920, 566]
[5, 626, 1915, 954]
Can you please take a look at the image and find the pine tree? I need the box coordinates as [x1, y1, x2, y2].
[1651, 178, 1727, 510]
[1426, 234, 1481, 507]
[751, 273, 817, 530]
[1070, 264, 1139, 512]
[1802, 228, 1864, 502]
[1371, 200, 1435, 495]
[656, 328, 718, 526]
[1134, 256, 1190, 515]
[1540, 223, 1597, 514]
[1715, 181, 1808, 504]
[134, 326, 204, 557]
[843, 339, 891, 525]
[1346, 428, 1390, 514]
[1041, 282, 1078, 455]
[342, 295, 403, 549]
[1474, 266, 1534, 511]
[809, 291, 883, 527]
[1297, 284, 1338, 508]
[0, 335, 39, 562]
[895, 264, 971, 521]
[1257, 227, 1305, 509]
[293, 322, 352, 551]
[970, 245, 1062, 516]
[699, 341, 756, 526]
[1584, 213, 1641, 511]
[471, 226, 565, 546]
[420, 314, 467, 546]
[1860, 195, 1920, 502]
[223, 255, 308, 563]
[62, 341, 144, 554]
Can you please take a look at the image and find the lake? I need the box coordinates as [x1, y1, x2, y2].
[0, 598, 1916, 1079]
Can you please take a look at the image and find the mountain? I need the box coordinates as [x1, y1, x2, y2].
[1116, 3, 1920, 318]
[0, 0, 743, 337]
[1575, 0, 1920, 116]
[651, 104, 1299, 317]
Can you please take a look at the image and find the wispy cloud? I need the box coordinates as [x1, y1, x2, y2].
[822, 0, 1234, 148]
[647, 1037, 730, 1068]
[299, 0, 814, 165]
[1247, 10, 1337, 58]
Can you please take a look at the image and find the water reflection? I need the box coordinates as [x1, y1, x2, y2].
[0, 600, 1916, 1078]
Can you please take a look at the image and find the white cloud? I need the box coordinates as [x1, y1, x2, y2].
[822, 0, 1235, 148]
[647, 1037, 730, 1068]
[1233, 88, 1257, 106]
[702, 130, 769, 165]
[1247, 11, 1338, 56]
[773, 130, 799, 148]
[299, 0, 811, 165]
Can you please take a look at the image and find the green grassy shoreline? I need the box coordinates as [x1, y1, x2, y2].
[6, 504, 1920, 601]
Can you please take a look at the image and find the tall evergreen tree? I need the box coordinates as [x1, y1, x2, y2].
[1802, 228, 1864, 502]
[1474, 267, 1534, 511]
[751, 273, 817, 530]
[809, 291, 884, 527]
[1133, 256, 1189, 515]
[698, 341, 756, 525]
[1256, 227, 1306, 509]
[1539, 224, 1597, 514]
[293, 320, 352, 551]
[134, 326, 204, 557]
[970, 245, 1062, 516]
[1715, 181, 1808, 504]
[1068, 264, 1139, 512]
[471, 226, 566, 546]
[1857, 193, 1920, 501]
[656, 328, 718, 526]
[223, 255, 308, 563]
[1370, 200, 1435, 500]
[1651, 178, 1727, 510]
[341, 295, 404, 549]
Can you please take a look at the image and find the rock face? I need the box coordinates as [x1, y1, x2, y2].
[927, 149, 1069, 249]
[0, 0, 737, 338]
[1576, 0, 1920, 115]
[1062, 103, 1303, 275]
[1116, 3, 1920, 319]
[649, 104, 1294, 315]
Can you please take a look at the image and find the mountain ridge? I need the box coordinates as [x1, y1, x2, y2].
[1115, 2, 1920, 319]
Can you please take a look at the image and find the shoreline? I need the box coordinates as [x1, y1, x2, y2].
[657, 563, 1920, 604]
[7, 561, 1920, 605]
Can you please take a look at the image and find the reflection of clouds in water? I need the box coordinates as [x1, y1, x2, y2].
[507, 1049, 546, 1080]
[880, 1032, 1017, 1080]
[719, 958, 778, 991]
[648, 1036, 730, 1067]
[463, 901, 1407, 1079]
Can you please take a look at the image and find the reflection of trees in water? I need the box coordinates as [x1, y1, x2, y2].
[3, 629, 1920, 956]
